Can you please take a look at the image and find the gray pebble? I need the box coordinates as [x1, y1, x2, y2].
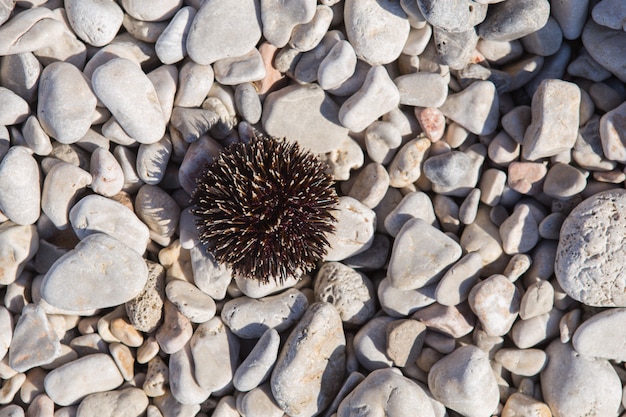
[543, 163, 587, 199]
[190, 317, 240, 393]
[478, 0, 550, 42]
[519, 280, 554, 320]
[221, 288, 308, 338]
[90, 147, 124, 197]
[168, 343, 211, 405]
[174, 61, 215, 108]
[600, 102, 626, 163]
[494, 348, 547, 377]
[65, 0, 124, 47]
[76, 387, 149, 417]
[339, 65, 400, 133]
[439, 81, 499, 136]
[469, 274, 521, 337]
[551, 0, 588, 39]
[92, 58, 166, 144]
[152, 390, 199, 417]
[41, 162, 92, 230]
[541, 340, 621, 417]
[135, 184, 180, 247]
[314, 262, 376, 325]
[386, 319, 426, 368]
[510, 308, 563, 349]
[352, 315, 395, 371]
[0, 8, 66, 56]
[412, 302, 475, 339]
[318, 40, 357, 90]
[234, 83, 262, 124]
[0, 52, 41, 106]
[388, 217, 462, 290]
[567, 47, 612, 82]
[476, 38, 524, 66]
[155, 6, 196, 65]
[261, 0, 316, 48]
[189, 244, 231, 301]
[428, 345, 499, 417]
[289, 5, 333, 52]
[0, 86, 30, 126]
[44, 354, 124, 406]
[70, 194, 149, 255]
[499, 204, 539, 255]
[271, 302, 345, 417]
[348, 162, 389, 209]
[338, 368, 436, 417]
[433, 194, 460, 234]
[384, 191, 437, 237]
[433, 26, 478, 70]
[435, 252, 483, 306]
[122, 16, 168, 44]
[187, 0, 261, 65]
[234, 274, 301, 299]
[237, 383, 284, 417]
[424, 151, 471, 189]
[263, 84, 348, 154]
[9, 304, 60, 373]
[523, 43, 572, 97]
[538, 212, 565, 240]
[364, 121, 402, 165]
[22, 115, 52, 156]
[120, 0, 181, 22]
[0, 146, 40, 226]
[521, 17, 563, 56]
[113, 145, 144, 194]
[395, 72, 448, 108]
[137, 136, 172, 185]
[294, 30, 343, 84]
[233, 328, 280, 392]
[592, 0, 626, 31]
[378, 278, 437, 317]
[417, 0, 486, 32]
[41, 233, 148, 311]
[213, 48, 266, 85]
[324, 196, 376, 261]
[344, 0, 410, 65]
[165, 279, 215, 324]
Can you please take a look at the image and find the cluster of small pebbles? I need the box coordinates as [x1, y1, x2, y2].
[2, 0, 626, 416]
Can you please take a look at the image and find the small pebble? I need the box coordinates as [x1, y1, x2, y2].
[501, 392, 551, 417]
[572, 308, 626, 361]
[271, 303, 345, 417]
[384, 191, 437, 237]
[165, 280, 215, 324]
[507, 162, 547, 196]
[388, 217, 462, 290]
[317, 40, 357, 90]
[155, 300, 192, 355]
[324, 196, 376, 261]
[412, 303, 475, 339]
[600, 101, 626, 163]
[261, 0, 316, 48]
[364, 121, 402, 165]
[352, 315, 395, 371]
[9, 304, 60, 373]
[417, 0, 487, 32]
[168, 343, 211, 405]
[348, 162, 389, 209]
[76, 388, 149, 417]
[289, 5, 334, 52]
[233, 328, 280, 392]
[378, 278, 437, 317]
[0, 146, 40, 225]
[395, 72, 448, 108]
[237, 383, 284, 417]
[469, 274, 521, 337]
[428, 345, 499, 417]
[478, 0, 550, 42]
[44, 354, 124, 406]
[439, 81, 499, 136]
[499, 204, 540, 255]
[511, 308, 563, 349]
[221, 288, 308, 339]
[435, 252, 483, 306]
[415, 107, 446, 142]
[582, 20, 626, 82]
[385, 319, 426, 368]
[155, 6, 196, 65]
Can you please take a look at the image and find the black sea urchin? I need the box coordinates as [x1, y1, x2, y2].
[191, 134, 338, 283]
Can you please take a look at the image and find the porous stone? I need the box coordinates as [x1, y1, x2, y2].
[271, 303, 345, 417]
[187, 0, 261, 64]
[125, 260, 165, 333]
[428, 345, 499, 417]
[41, 233, 149, 311]
[555, 189, 626, 306]
[221, 288, 308, 339]
[388, 218, 462, 290]
[344, 0, 410, 65]
[44, 354, 124, 406]
[541, 341, 621, 417]
[0, 146, 40, 225]
[314, 262, 376, 325]
[91, 58, 166, 144]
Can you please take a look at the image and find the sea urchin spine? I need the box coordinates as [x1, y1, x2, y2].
[191, 133, 338, 283]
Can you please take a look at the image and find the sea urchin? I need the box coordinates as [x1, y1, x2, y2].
[191, 133, 338, 283]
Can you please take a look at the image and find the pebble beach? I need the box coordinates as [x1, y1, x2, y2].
[1, 0, 626, 416]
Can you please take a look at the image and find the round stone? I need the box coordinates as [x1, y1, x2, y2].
[555, 189, 626, 306]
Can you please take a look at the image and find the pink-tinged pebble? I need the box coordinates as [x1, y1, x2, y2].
[415, 107, 446, 142]
[507, 161, 547, 195]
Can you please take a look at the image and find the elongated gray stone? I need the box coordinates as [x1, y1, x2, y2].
[233, 329, 280, 392]
[0, 146, 40, 225]
[91, 58, 166, 144]
[271, 303, 345, 417]
[70, 195, 150, 255]
[41, 233, 148, 311]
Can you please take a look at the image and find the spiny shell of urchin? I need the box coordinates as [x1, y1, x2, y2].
[191, 134, 338, 284]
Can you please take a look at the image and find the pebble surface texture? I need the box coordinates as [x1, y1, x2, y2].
[0, 0, 626, 416]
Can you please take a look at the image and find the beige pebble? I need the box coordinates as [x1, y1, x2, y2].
[143, 356, 168, 397]
[137, 336, 160, 365]
[385, 319, 426, 367]
[110, 318, 143, 348]
[155, 300, 193, 355]
[502, 392, 551, 417]
[109, 342, 135, 382]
